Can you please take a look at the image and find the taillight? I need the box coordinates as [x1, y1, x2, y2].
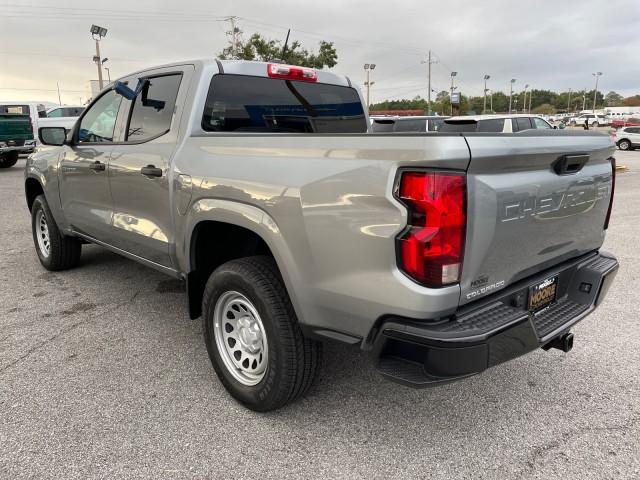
[396, 171, 466, 287]
[604, 157, 616, 230]
[267, 63, 317, 82]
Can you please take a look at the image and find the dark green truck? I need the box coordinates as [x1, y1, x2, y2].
[0, 110, 35, 168]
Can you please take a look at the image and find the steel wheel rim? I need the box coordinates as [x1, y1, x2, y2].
[35, 210, 51, 258]
[213, 291, 268, 386]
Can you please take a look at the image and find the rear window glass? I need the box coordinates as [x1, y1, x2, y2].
[477, 119, 505, 132]
[202, 75, 367, 133]
[394, 119, 426, 132]
[1, 105, 30, 115]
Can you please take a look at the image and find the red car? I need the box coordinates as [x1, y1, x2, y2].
[611, 117, 640, 129]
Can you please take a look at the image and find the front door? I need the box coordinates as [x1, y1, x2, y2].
[59, 91, 124, 240]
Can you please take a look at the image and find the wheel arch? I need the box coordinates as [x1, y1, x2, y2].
[184, 201, 302, 321]
[25, 177, 45, 212]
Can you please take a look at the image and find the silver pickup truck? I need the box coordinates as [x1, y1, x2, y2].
[26, 60, 619, 411]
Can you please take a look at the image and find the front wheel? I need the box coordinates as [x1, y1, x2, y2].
[31, 195, 82, 270]
[618, 140, 631, 151]
[202, 256, 322, 412]
[0, 151, 19, 168]
[570, 121, 576, 126]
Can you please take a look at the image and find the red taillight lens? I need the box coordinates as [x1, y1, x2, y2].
[604, 157, 616, 230]
[396, 171, 466, 287]
[267, 63, 317, 82]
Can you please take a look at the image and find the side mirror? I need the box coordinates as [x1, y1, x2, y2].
[39, 127, 67, 146]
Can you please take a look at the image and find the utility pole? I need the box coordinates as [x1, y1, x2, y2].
[450, 71, 457, 115]
[483, 75, 490, 114]
[424, 50, 437, 116]
[592, 72, 602, 113]
[224, 16, 241, 59]
[582, 88, 587, 111]
[567, 88, 572, 111]
[528, 88, 532, 113]
[508, 79, 516, 114]
[56, 82, 62, 105]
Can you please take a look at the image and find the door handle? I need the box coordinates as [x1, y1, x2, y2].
[140, 165, 163, 177]
[89, 161, 106, 171]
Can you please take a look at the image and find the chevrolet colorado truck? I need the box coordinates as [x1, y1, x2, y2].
[0, 112, 34, 168]
[26, 60, 619, 411]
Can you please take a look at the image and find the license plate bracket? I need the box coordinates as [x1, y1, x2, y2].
[528, 275, 558, 313]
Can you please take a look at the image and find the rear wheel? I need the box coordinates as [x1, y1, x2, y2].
[31, 195, 82, 270]
[202, 256, 322, 411]
[0, 151, 19, 168]
[618, 139, 631, 151]
[593, 121, 599, 127]
[570, 121, 576, 126]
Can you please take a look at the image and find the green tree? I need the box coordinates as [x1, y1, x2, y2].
[620, 96, 640, 107]
[533, 104, 556, 115]
[605, 91, 623, 106]
[219, 33, 338, 69]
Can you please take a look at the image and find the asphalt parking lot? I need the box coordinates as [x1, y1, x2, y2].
[1, 151, 639, 479]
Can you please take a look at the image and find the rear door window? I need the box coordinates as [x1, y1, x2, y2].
[125, 74, 182, 142]
[513, 117, 533, 132]
[202, 75, 367, 133]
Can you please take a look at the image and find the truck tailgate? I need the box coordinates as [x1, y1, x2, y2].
[0, 114, 32, 141]
[460, 131, 615, 305]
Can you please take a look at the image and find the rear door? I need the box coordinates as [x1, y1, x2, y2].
[107, 66, 193, 268]
[460, 132, 615, 305]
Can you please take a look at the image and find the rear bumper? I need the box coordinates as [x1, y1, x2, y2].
[370, 251, 619, 388]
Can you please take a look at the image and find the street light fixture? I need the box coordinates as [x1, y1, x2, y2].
[483, 75, 490, 114]
[509, 79, 516, 114]
[364, 63, 376, 111]
[592, 72, 602, 113]
[450, 72, 457, 115]
[101, 58, 111, 83]
[90, 24, 108, 90]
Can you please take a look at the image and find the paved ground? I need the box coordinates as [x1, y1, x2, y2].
[1, 151, 639, 479]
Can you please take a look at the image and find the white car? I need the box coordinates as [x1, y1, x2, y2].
[37, 105, 86, 140]
[568, 114, 609, 127]
[439, 114, 554, 133]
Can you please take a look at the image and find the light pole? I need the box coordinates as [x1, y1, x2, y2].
[528, 87, 532, 113]
[523, 84, 529, 113]
[567, 88, 572, 111]
[508, 79, 516, 114]
[483, 75, 490, 114]
[102, 58, 111, 83]
[450, 71, 457, 115]
[90, 24, 108, 90]
[364, 63, 376, 111]
[514, 96, 518, 113]
[592, 72, 602, 113]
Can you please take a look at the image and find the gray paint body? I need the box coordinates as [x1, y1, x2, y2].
[25, 60, 616, 344]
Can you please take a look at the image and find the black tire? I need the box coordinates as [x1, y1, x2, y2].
[202, 256, 322, 412]
[0, 151, 19, 168]
[618, 140, 631, 151]
[31, 195, 82, 271]
[570, 121, 576, 126]
[593, 121, 599, 127]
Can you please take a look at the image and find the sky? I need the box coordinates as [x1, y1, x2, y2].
[1, 0, 639, 107]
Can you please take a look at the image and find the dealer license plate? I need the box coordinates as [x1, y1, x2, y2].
[528, 275, 558, 313]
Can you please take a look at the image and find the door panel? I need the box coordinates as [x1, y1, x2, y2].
[59, 90, 124, 239]
[107, 71, 190, 267]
